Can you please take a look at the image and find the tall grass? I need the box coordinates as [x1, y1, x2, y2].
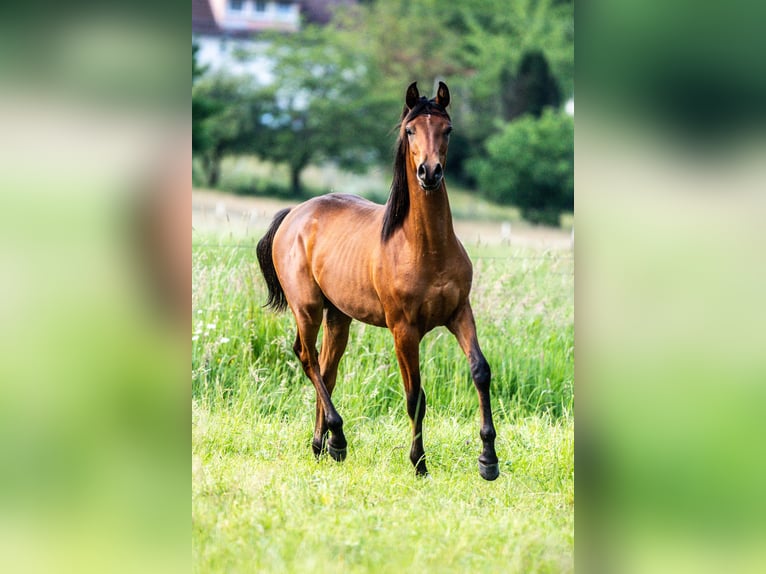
[192, 226, 574, 573]
[192, 235, 573, 421]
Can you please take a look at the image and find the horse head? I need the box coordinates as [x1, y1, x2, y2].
[402, 81, 452, 192]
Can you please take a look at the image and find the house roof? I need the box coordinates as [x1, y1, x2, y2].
[192, 0, 222, 35]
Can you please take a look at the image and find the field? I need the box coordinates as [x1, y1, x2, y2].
[192, 192, 574, 573]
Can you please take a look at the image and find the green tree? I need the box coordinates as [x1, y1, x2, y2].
[341, 0, 573, 185]
[192, 42, 218, 155]
[500, 50, 562, 121]
[254, 25, 395, 195]
[192, 73, 267, 188]
[468, 110, 573, 225]
[455, 0, 573, 141]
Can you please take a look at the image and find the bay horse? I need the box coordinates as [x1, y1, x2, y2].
[256, 82, 499, 480]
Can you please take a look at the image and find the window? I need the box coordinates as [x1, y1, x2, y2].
[228, 0, 244, 12]
[254, 1, 266, 12]
[276, 2, 292, 14]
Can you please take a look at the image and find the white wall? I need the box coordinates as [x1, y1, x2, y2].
[194, 36, 275, 85]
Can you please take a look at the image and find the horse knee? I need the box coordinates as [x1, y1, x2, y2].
[471, 356, 491, 388]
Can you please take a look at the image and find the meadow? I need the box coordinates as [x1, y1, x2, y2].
[192, 200, 574, 572]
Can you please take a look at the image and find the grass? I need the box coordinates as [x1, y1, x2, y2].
[193, 408, 573, 573]
[192, 223, 574, 573]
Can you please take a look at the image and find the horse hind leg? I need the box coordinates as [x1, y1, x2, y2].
[312, 306, 352, 459]
[291, 303, 348, 462]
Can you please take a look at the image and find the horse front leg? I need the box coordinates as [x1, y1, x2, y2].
[392, 324, 428, 476]
[448, 302, 499, 481]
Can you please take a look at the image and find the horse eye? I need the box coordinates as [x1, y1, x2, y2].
[445, 127, 453, 136]
[405, 127, 414, 136]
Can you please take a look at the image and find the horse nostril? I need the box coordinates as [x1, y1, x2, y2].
[417, 164, 427, 179]
[434, 163, 443, 178]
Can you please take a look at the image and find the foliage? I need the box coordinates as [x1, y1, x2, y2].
[468, 110, 573, 225]
[449, 0, 573, 145]
[192, 42, 218, 154]
[191, 0, 574, 217]
[193, 25, 397, 196]
[253, 25, 396, 194]
[329, 0, 572, 186]
[500, 50, 563, 121]
[192, 73, 267, 188]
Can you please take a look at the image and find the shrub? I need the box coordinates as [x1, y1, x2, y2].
[468, 110, 573, 225]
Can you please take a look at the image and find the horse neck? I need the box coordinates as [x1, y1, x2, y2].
[403, 168, 457, 255]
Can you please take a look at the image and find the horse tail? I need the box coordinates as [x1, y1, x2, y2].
[256, 208, 291, 312]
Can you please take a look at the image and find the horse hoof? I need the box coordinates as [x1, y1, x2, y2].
[478, 460, 500, 481]
[327, 443, 347, 462]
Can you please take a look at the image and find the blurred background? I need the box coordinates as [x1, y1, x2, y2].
[192, 0, 574, 229]
[0, 2, 189, 573]
[1, 0, 765, 572]
[577, 1, 766, 573]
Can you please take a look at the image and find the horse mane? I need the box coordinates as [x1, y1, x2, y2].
[381, 98, 451, 242]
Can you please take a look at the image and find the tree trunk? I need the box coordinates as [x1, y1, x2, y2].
[202, 148, 222, 189]
[289, 163, 303, 197]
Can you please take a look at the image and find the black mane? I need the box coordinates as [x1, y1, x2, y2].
[381, 98, 450, 242]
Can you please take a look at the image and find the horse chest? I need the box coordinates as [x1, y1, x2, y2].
[387, 269, 466, 328]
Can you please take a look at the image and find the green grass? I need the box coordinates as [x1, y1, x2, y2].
[192, 228, 574, 573]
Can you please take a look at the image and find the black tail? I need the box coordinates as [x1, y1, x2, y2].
[256, 208, 291, 312]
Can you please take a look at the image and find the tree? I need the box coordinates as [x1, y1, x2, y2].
[252, 26, 396, 195]
[452, 0, 573, 174]
[468, 110, 573, 225]
[500, 50, 562, 121]
[192, 73, 267, 188]
[192, 42, 218, 155]
[343, 0, 573, 184]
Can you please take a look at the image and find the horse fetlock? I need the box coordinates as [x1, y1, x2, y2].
[411, 451, 428, 475]
[480, 426, 497, 443]
[325, 412, 343, 431]
[311, 435, 327, 458]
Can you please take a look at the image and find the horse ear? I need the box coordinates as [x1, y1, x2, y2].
[405, 82, 419, 110]
[435, 81, 450, 108]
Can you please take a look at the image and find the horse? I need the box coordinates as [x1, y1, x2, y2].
[256, 81, 499, 480]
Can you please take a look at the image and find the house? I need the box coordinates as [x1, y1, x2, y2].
[192, 0, 354, 82]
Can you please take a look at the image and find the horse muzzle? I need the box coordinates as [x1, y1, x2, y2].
[417, 162, 443, 191]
